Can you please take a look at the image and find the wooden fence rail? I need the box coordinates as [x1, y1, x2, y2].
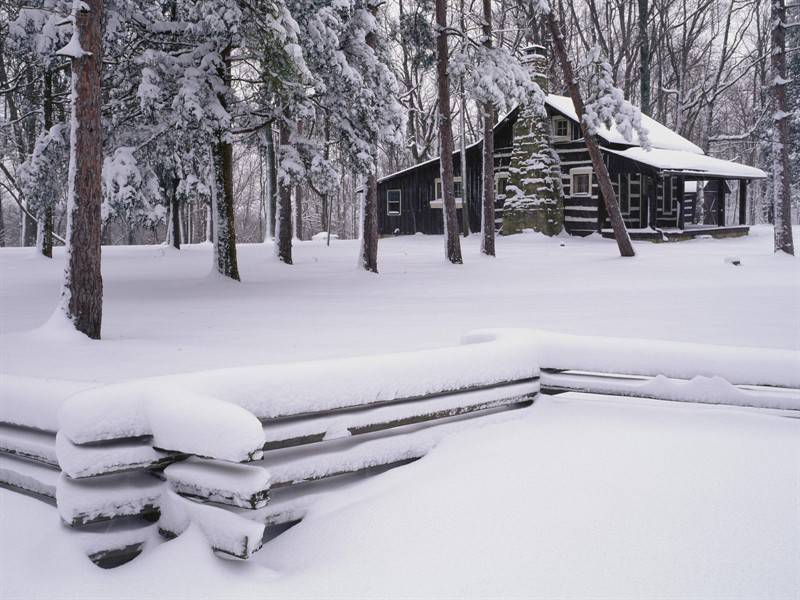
[1, 331, 797, 568]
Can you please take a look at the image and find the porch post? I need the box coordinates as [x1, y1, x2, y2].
[677, 175, 685, 229]
[648, 175, 658, 229]
[716, 179, 726, 226]
[738, 180, 748, 225]
[640, 175, 649, 228]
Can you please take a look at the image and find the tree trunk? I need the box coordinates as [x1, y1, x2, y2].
[359, 172, 379, 272]
[40, 69, 54, 257]
[771, 0, 794, 255]
[358, 1, 381, 273]
[170, 177, 181, 249]
[276, 120, 293, 264]
[266, 125, 278, 241]
[480, 0, 495, 256]
[435, 0, 463, 264]
[0, 186, 5, 247]
[458, 0, 469, 237]
[59, 0, 104, 339]
[294, 184, 303, 240]
[638, 0, 650, 115]
[211, 47, 240, 279]
[546, 10, 635, 258]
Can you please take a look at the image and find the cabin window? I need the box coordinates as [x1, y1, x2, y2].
[495, 173, 509, 197]
[435, 177, 463, 201]
[570, 167, 592, 196]
[616, 174, 630, 214]
[553, 116, 570, 141]
[387, 189, 402, 216]
[628, 174, 641, 213]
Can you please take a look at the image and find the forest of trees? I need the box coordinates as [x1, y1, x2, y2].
[0, 0, 797, 335]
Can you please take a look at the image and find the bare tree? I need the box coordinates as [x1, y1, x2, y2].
[435, 0, 463, 264]
[771, 0, 794, 254]
[480, 0, 496, 256]
[57, 0, 104, 338]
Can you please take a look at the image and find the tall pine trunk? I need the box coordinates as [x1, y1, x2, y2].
[638, 0, 650, 115]
[435, 0, 463, 264]
[170, 177, 181, 250]
[211, 47, 240, 279]
[294, 184, 304, 240]
[276, 120, 293, 264]
[59, 0, 104, 338]
[264, 125, 277, 241]
[358, 2, 381, 273]
[40, 70, 54, 257]
[480, 0, 495, 256]
[359, 171, 379, 272]
[546, 10, 635, 258]
[771, 0, 794, 255]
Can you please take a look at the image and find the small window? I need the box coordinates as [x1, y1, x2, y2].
[435, 177, 463, 201]
[553, 117, 570, 140]
[387, 189, 401, 215]
[570, 167, 592, 196]
[495, 173, 509, 197]
[618, 174, 629, 214]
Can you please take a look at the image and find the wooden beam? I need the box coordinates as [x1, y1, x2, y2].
[738, 180, 748, 225]
[716, 179, 726, 226]
[648, 176, 657, 228]
[640, 175, 648, 228]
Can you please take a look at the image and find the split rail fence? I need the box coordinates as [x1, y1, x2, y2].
[1, 330, 797, 568]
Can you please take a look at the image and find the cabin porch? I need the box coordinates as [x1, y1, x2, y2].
[601, 224, 750, 242]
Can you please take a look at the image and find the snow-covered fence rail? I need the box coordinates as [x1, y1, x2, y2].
[1, 330, 797, 568]
[0, 335, 541, 567]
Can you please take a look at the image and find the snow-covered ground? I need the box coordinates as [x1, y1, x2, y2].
[1, 227, 799, 598]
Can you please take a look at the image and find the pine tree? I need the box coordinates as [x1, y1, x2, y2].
[435, 0, 463, 264]
[771, 0, 795, 254]
[57, 0, 104, 338]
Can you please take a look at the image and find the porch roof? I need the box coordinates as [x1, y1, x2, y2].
[604, 147, 767, 180]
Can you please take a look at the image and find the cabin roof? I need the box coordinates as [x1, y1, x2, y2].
[544, 95, 704, 154]
[605, 147, 767, 180]
[372, 94, 762, 186]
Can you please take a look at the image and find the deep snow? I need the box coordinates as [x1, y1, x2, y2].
[1, 226, 797, 386]
[1, 226, 799, 599]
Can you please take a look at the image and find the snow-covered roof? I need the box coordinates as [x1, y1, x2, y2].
[604, 147, 767, 179]
[545, 94, 704, 154]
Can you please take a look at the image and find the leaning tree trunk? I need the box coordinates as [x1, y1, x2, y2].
[435, 0, 463, 264]
[211, 47, 240, 279]
[771, 0, 794, 255]
[59, 0, 104, 338]
[480, 0, 496, 256]
[545, 10, 635, 258]
[275, 119, 293, 264]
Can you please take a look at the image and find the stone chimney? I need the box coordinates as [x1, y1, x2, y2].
[502, 44, 564, 237]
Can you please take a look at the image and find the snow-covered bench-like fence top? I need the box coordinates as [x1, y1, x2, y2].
[0, 330, 797, 567]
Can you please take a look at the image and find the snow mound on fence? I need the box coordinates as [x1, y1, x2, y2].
[464, 329, 800, 388]
[59, 386, 266, 462]
[0, 374, 97, 432]
[58, 334, 542, 452]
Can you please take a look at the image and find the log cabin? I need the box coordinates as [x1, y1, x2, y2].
[365, 46, 766, 242]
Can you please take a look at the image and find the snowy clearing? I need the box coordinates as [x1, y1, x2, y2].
[1, 227, 799, 598]
[1, 226, 797, 385]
